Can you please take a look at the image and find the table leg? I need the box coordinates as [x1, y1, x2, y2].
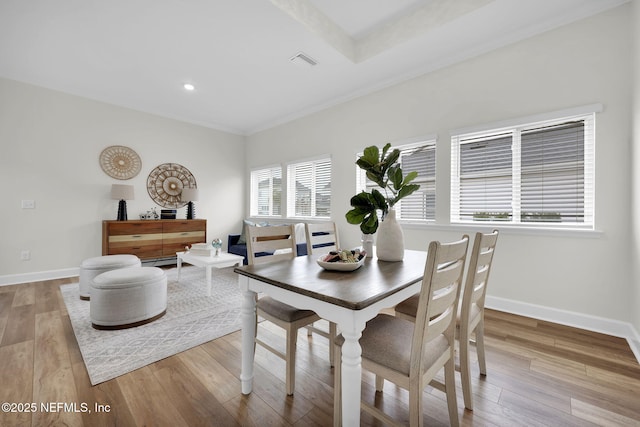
[206, 266, 212, 296]
[177, 256, 182, 282]
[340, 329, 363, 426]
[239, 281, 257, 394]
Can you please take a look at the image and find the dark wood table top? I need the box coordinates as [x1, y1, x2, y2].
[234, 250, 427, 310]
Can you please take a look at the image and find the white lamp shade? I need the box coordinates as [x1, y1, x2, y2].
[181, 187, 199, 201]
[111, 184, 135, 200]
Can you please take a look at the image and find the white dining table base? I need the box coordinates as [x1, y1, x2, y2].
[238, 288, 365, 427]
[239, 290, 258, 394]
[237, 274, 421, 427]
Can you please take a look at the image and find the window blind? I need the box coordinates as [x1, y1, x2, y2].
[250, 166, 282, 217]
[457, 132, 513, 221]
[451, 113, 595, 227]
[287, 158, 331, 218]
[520, 121, 586, 223]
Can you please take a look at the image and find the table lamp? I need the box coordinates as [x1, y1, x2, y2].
[111, 184, 134, 221]
[181, 187, 199, 219]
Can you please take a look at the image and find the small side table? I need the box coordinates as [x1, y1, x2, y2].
[176, 251, 245, 295]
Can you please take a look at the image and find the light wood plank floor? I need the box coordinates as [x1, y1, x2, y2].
[1, 277, 639, 426]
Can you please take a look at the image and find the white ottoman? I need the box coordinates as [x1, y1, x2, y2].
[79, 254, 141, 300]
[90, 267, 167, 330]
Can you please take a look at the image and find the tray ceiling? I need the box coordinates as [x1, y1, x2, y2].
[0, 0, 628, 135]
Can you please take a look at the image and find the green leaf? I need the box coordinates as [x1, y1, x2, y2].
[361, 146, 379, 166]
[383, 149, 400, 168]
[349, 192, 374, 209]
[370, 188, 388, 210]
[380, 143, 391, 160]
[366, 170, 386, 188]
[402, 171, 418, 186]
[345, 190, 386, 234]
[345, 207, 369, 225]
[360, 213, 379, 234]
[387, 165, 403, 190]
[392, 184, 420, 205]
[355, 157, 374, 171]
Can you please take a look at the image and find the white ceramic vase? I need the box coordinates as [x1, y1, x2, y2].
[375, 209, 404, 261]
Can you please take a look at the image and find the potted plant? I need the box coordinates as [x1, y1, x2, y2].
[346, 143, 420, 260]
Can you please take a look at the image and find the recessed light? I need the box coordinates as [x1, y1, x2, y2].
[183, 83, 195, 91]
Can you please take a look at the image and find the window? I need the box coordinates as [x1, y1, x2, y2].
[451, 110, 596, 228]
[287, 157, 331, 218]
[357, 140, 436, 221]
[250, 166, 282, 217]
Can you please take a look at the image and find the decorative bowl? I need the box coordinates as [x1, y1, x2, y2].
[316, 250, 366, 271]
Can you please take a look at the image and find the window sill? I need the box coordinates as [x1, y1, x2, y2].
[401, 221, 603, 238]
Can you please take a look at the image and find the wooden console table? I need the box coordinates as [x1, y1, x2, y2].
[102, 219, 207, 261]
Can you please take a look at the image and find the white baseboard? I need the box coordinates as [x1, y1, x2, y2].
[0, 268, 80, 286]
[0, 259, 178, 287]
[486, 295, 640, 363]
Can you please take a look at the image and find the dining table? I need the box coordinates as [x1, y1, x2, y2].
[234, 249, 428, 426]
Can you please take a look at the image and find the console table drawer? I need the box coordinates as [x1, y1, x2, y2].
[108, 244, 163, 258]
[109, 233, 164, 244]
[163, 220, 205, 233]
[107, 221, 162, 235]
[163, 230, 206, 255]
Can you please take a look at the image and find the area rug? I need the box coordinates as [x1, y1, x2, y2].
[60, 265, 243, 385]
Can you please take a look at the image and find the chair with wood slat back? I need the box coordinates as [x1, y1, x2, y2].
[305, 221, 339, 255]
[334, 236, 469, 427]
[457, 229, 498, 409]
[304, 222, 339, 367]
[395, 229, 499, 411]
[246, 224, 321, 396]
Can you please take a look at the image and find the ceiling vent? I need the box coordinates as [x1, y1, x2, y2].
[290, 52, 317, 67]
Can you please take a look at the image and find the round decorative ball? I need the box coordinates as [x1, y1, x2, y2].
[211, 239, 223, 249]
[212, 238, 223, 256]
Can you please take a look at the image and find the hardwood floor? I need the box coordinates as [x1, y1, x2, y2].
[1, 277, 639, 426]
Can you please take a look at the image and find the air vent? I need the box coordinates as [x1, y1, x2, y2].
[290, 52, 317, 67]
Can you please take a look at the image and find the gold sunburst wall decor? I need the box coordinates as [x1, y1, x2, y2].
[147, 163, 197, 208]
[99, 145, 142, 180]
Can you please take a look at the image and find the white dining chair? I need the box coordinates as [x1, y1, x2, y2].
[334, 236, 469, 426]
[303, 222, 339, 366]
[305, 221, 339, 255]
[246, 224, 321, 395]
[395, 229, 499, 410]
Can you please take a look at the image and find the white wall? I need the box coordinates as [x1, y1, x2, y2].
[0, 78, 245, 282]
[247, 5, 635, 329]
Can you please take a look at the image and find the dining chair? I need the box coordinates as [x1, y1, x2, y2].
[334, 236, 469, 427]
[304, 222, 339, 366]
[395, 229, 499, 410]
[246, 224, 321, 395]
[305, 221, 339, 255]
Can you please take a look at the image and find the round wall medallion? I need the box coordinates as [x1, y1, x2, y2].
[147, 163, 197, 208]
[99, 145, 142, 180]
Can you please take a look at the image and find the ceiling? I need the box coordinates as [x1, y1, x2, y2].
[0, 0, 627, 135]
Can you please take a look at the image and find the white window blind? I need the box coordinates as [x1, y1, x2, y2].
[357, 140, 436, 221]
[451, 112, 595, 227]
[287, 158, 331, 218]
[250, 166, 282, 217]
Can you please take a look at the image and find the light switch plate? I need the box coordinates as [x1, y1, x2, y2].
[21, 200, 35, 209]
